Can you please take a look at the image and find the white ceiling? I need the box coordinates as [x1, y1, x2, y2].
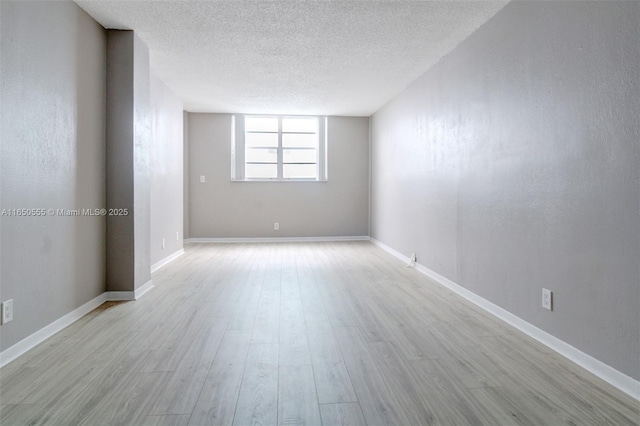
[75, 1, 507, 116]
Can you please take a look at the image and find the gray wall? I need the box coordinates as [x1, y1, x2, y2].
[105, 30, 151, 291]
[150, 72, 184, 264]
[371, 1, 639, 380]
[105, 30, 135, 291]
[187, 114, 369, 238]
[132, 34, 152, 289]
[0, 1, 106, 350]
[183, 111, 190, 240]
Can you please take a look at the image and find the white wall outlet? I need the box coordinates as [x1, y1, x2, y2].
[542, 288, 553, 311]
[162, 238, 166, 249]
[176, 231, 180, 241]
[1, 299, 14, 324]
[274, 222, 279, 230]
[199, 175, 205, 183]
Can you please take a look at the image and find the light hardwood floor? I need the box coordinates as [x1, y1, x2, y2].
[1, 242, 638, 425]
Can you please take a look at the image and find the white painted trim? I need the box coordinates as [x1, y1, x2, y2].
[134, 280, 154, 300]
[0, 279, 155, 368]
[370, 238, 640, 401]
[104, 280, 154, 301]
[0, 293, 108, 367]
[151, 249, 185, 273]
[370, 238, 408, 263]
[104, 291, 135, 301]
[186, 236, 370, 243]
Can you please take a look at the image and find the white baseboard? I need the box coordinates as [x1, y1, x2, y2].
[134, 279, 154, 299]
[104, 280, 153, 301]
[0, 292, 107, 367]
[104, 291, 135, 301]
[151, 249, 185, 273]
[370, 238, 640, 401]
[186, 236, 370, 243]
[0, 280, 154, 368]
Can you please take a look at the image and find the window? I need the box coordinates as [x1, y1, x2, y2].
[232, 115, 327, 181]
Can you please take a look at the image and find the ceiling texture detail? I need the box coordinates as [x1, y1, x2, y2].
[76, 1, 507, 116]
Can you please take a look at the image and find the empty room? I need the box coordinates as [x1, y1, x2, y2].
[1, 0, 638, 425]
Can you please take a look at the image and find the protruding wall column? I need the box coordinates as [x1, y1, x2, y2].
[106, 30, 151, 293]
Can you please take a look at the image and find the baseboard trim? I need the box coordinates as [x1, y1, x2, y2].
[186, 236, 370, 243]
[104, 291, 135, 301]
[105, 279, 154, 301]
[0, 292, 107, 367]
[370, 238, 640, 401]
[0, 280, 154, 368]
[151, 249, 185, 273]
[134, 280, 154, 299]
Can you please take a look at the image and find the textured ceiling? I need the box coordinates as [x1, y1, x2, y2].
[75, 1, 508, 116]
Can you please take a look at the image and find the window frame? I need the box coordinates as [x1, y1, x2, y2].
[232, 114, 328, 182]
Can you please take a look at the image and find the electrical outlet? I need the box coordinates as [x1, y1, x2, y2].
[162, 238, 166, 249]
[199, 175, 205, 183]
[176, 231, 179, 241]
[542, 288, 552, 311]
[274, 222, 279, 230]
[1, 299, 13, 324]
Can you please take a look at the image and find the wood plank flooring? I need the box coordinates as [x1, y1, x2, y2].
[1, 242, 638, 425]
